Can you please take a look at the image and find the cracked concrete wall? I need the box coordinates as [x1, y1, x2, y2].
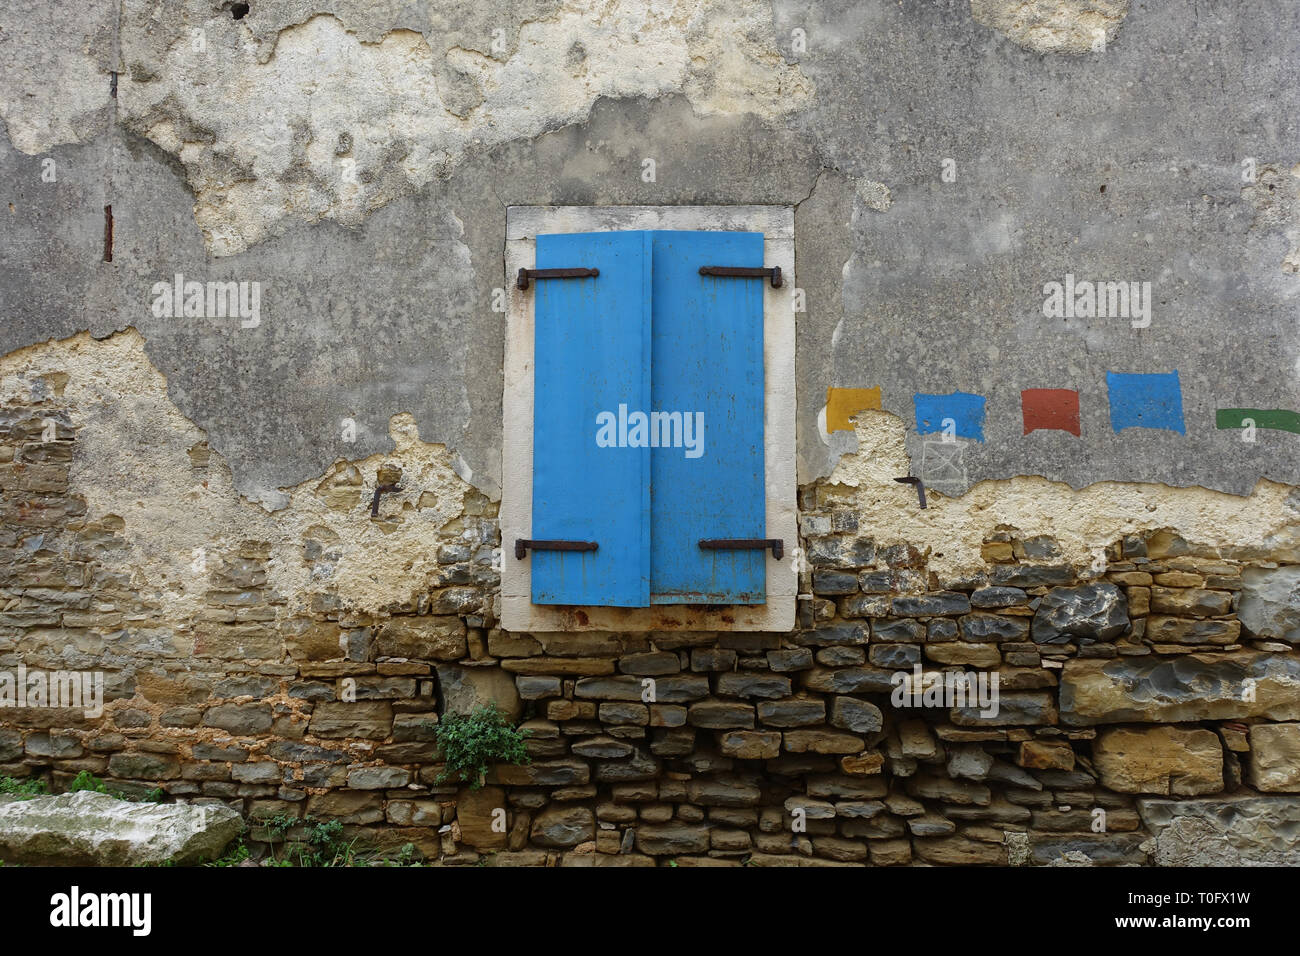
[778, 0, 1298, 495]
[1, 0, 1297, 506]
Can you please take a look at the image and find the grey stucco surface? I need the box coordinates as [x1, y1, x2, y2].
[779, 0, 1298, 495]
[2, 0, 1297, 503]
[2, 129, 493, 507]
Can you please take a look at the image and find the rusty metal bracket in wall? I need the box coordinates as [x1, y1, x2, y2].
[515, 539, 599, 559]
[698, 265, 783, 288]
[893, 476, 927, 509]
[699, 538, 785, 559]
[369, 483, 402, 517]
[516, 267, 599, 290]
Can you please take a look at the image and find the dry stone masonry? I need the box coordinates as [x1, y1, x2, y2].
[1, 385, 1297, 866]
[1, 0, 1298, 872]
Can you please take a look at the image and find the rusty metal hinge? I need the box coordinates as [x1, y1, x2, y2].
[698, 265, 783, 288]
[516, 267, 599, 290]
[699, 538, 784, 559]
[515, 539, 599, 559]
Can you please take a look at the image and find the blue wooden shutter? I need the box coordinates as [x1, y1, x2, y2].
[530, 231, 652, 606]
[649, 231, 767, 604]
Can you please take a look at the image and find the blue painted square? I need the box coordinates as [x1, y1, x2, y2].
[1106, 370, 1185, 434]
[914, 391, 987, 442]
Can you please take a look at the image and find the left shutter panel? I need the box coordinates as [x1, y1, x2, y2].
[530, 231, 652, 607]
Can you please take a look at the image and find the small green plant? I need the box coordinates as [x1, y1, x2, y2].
[259, 814, 362, 867]
[207, 838, 251, 868]
[67, 770, 110, 794]
[65, 771, 164, 803]
[380, 842, 420, 867]
[289, 818, 360, 867]
[260, 812, 300, 841]
[1, 773, 163, 804]
[0, 777, 49, 798]
[433, 703, 530, 790]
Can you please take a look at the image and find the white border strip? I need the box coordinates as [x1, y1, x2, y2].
[501, 206, 797, 633]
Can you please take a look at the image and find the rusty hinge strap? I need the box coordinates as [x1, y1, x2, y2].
[699, 538, 784, 559]
[698, 265, 783, 288]
[516, 267, 599, 290]
[515, 539, 599, 559]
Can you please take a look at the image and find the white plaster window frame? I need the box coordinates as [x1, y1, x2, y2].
[501, 205, 797, 633]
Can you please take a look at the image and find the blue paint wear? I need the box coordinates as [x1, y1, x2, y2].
[1106, 370, 1186, 434]
[530, 230, 767, 606]
[914, 391, 987, 442]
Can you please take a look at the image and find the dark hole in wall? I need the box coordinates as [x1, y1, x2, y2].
[429, 666, 443, 719]
[231, 2, 249, 19]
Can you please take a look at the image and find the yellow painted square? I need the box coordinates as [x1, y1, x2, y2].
[826, 386, 883, 433]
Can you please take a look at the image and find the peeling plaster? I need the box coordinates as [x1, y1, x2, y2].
[853, 178, 892, 212]
[8, 330, 1295, 626]
[112, 0, 812, 254]
[0, 330, 482, 621]
[2, 0, 1296, 513]
[0, 0, 117, 153]
[1243, 162, 1300, 275]
[826, 410, 1300, 582]
[970, 0, 1129, 55]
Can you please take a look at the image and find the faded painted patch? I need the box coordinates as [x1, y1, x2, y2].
[1216, 408, 1300, 435]
[914, 391, 987, 442]
[970, 0, 1129, 55]
[825, 386, 882, 433]
[1106, 370, 1184, 435]
[1022, 388, 1081, 436]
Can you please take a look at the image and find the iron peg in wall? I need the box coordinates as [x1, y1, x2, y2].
[893, 476, 927, 509]
[698, 265, 783, 288]
[370, 483, 402, 517]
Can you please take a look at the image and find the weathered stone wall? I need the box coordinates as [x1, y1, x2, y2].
[2, 338, 1297, 865]
[1, 0, 1298, 867]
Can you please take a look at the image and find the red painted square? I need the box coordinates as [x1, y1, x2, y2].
[1022, 388, 1081, 436]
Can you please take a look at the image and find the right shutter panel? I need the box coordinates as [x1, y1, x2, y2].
[649, 230, 768, 604]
